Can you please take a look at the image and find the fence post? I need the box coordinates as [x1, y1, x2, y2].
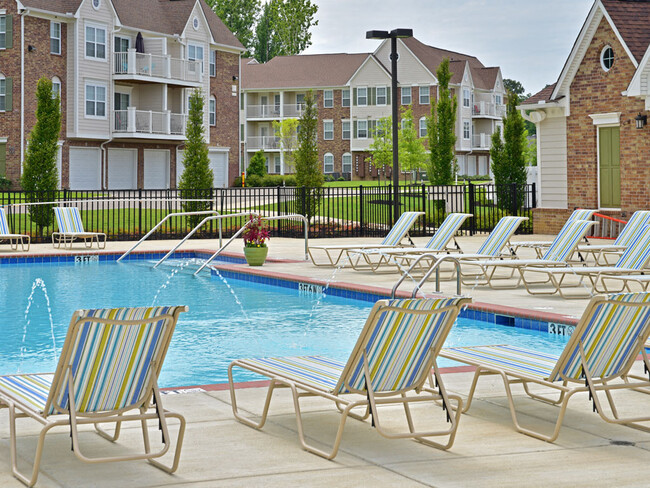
[138, 188, 142, 237]
[359, 185, 364, 237]
[531, 182, 537, 209]
[468, 183, 476, 236]
[300, 186, 306, 220]
[421, 183, 426, 233]
[511, 183, 517, 216]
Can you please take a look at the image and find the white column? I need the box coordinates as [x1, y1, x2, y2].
[127, 48, 136, 75]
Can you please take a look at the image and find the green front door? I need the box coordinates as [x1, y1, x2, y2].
[599, 126, 620, 208]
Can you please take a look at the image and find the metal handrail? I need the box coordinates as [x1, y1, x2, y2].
[117, 210, 219, 262]
[194, 214, 309, 275]
[391, 254, 462, 298]
[153, 212, 257, 268]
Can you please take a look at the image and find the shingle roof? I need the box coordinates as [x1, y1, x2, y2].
[521, 83, 557, 105]
[601, 0, 650, 63]
[20, 0, 82, 13]
[241, 53, 370, 90]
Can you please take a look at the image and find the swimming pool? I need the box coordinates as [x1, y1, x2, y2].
[0, 257, 570, 386]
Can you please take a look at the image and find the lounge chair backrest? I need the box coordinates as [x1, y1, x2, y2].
[475, 216, 527, 256]
[44, 306, 185, 416]
[0, 208, 10, 234]
[336, 297, 469, 395]
[423, 213, 472, 250]
[549, 293, 650, 382]
[613, 211, 650, 247]
[613, 225, 650, 269]
[567, 208, 596, 222]
[542, 220, 595, 262]
[381, 212, 424, 246]
[54, 206, 86, 234]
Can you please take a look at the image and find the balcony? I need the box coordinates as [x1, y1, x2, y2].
[245, 103, 306, 119]
[113, 50, 202, 86]
[472, 132, 493, 149]
[247, 135, 281, 150]
[113, 108, 186, 140]
[472, 101, 506, 118]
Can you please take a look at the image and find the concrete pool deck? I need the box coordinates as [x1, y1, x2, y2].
[0, 235, 649, 487]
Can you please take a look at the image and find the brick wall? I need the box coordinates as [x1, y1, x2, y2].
[316, 88, 351, 175]
[0, 3, 20, 185]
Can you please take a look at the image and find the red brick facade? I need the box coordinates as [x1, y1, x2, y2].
[316, 88, 351, 176]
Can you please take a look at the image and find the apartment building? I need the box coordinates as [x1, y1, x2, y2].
[240, 37, 505, 180]
[0, 0, 244, 190]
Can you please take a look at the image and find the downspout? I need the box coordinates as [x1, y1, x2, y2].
[238, 51, 242, 177]
[100, 138, 111, 189]
[20, 8, 28, 173]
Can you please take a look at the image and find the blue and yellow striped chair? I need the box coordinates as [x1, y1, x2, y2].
[308, 211, 424, 267]
[52, 206, 107, 249]
[578, 210, 650, 264]
[441, 292, 650, 442]
[0, 207, 30, 251]
[0, 305, 188, 486]
[229, 297, 471, 459]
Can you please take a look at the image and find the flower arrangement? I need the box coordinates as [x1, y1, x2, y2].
[242, 214, 270, 248]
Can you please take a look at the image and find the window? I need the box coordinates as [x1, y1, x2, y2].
[342, 153, 352, 173]
[52, 77, 61, 100]
[323, 153, 334, 173]
[85, 24, 106, 60]
[400, 86, 412, 105]
[357, 87, 367, 106]
[192, 16, 199, 30]
[342, 89, 350, 107]
[296, 93, 305, 111]
[376, 86, 387, 105]
[188, 43, 204, 73]
[601, 45, 614, 72]
[209, 96, 216, 126]
[342, 120, 350, 140]
[0, 16, 6, 49]
[463, 88, 470, 108]
[210, 50, 216, 77]
[0, 78, 6, 111]
[495, 94, 502, 106]
[85, 82, 106, 117]
[419, 86, 429, 104]
[419, 117, 427, 138]
[357, 120, 368, 139]
[50, 22, 61, 55]
[323, 89, 333, 108]
[92, 0, 101, 9]
[463, 120, 470, 140]
[114, 36, 129, 53]
[274, 155, 281, 173]
[323, 120, 333, 140]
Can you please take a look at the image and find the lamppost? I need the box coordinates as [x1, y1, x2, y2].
[366, 28, 413, 225]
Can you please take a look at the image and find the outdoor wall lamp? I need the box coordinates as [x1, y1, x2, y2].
[635, 113, 647, 129]
[27, 45, 35, 52]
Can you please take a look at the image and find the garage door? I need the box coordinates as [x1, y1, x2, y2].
[69, 147, 101, 190]
[108, 149, 137, 190]
[208, 151, 228, 188]
[144, 149, 169, 189]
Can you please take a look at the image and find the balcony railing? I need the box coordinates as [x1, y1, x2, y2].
[472, 101, 506, 118]
[114, 49, 202, 84]
[113, 108, 186, 137]
[247, 135, 281, 150]
[245, 103, 306, 119]
[472, 132, 493, 149]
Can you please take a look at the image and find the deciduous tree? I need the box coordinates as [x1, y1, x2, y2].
[398, 106, 427, 174]
[272, 118, 299, 173]
[207, 0, 260, 55]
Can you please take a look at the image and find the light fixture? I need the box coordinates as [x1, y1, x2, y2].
[28, 45, 35, 52]
[635, 113, 647, 129]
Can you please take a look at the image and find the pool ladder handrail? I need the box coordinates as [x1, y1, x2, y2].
[194, 214, 310, 275]
[117, 210, 220, 263]
[391, 254, 462, 298]
[153, 212, 259, 268]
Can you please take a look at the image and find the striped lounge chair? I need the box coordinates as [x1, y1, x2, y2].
[441, 292, 650, 442]
[0, 305, 188, 486]
[460, 219, 597, 289]
[229, 297, 471, 459]
[345, 212, 472, 272]
[308, 211, 424, 267]
[52, 206, 107, 249]
[0, 207, 30, 251]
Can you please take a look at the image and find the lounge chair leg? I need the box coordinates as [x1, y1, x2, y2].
[228, 362, 278, 429]
[94, 414, 123, 441]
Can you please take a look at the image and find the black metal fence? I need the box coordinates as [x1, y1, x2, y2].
[0, 183, 535, 243]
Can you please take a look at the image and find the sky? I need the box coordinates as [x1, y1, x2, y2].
[302, 0, 595, 96]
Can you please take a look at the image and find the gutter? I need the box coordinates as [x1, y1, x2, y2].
[20, 8, 26, 172]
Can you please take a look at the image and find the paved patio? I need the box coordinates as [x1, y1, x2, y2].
[0, 235, 649, 487]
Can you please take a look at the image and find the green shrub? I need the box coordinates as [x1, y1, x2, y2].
[262, 174, 284, 187]
[283, 175, 297, 186]
[247, 150, 267, 178]
[232, 176, 243, 187]
[337, 176, 346, 181]
[0, 177, 11, 190]
[245, 174, 263, 187]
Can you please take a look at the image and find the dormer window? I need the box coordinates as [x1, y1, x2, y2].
[601, 46, 614, 72]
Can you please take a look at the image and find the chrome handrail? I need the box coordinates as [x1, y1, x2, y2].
[391, 254, 462, 298]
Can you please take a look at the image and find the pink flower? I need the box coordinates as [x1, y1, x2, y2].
[242, 214, 270, 248]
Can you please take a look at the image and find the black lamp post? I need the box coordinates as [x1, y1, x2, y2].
[366, 28, 413, 225]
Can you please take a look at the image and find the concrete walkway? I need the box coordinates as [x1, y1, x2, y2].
[0, 236, 649, 487]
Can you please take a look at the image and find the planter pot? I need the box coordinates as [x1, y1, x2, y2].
[244, 246, 268, 266]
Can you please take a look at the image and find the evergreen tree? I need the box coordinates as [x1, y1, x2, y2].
[293, 90, 322, 222]
[21, 77, 61, 233]
[427, 58, 457, 185]
[179, 90, 213, 228]
[247, 149, 267, 178]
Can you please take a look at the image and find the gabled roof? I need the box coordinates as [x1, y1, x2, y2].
[521, 83, 557, 105]
[601, 0, 650, 63]
[241, 53, 369, 90]
[20, 0, 83, 13]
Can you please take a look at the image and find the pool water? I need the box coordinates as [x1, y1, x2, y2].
[0, 260, 570, 386]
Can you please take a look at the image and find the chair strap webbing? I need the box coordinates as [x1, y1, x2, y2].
[433, 371, 451, 424]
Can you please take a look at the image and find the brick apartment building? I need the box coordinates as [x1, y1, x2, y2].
[521, 0, 650, 232]
[0, 0, 244, 190]
[240, 37, 506, 181]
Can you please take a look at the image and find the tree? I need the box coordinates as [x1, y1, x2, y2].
[427, 58, 457, 185]
[398, 106, 428, 174]
[293, 90, 322, 222]
[272, 118, 299, 173]
[207, 0, 260, 55]
[247, 149, 267, 178]
[491, 91, 528, 213]
[179, 89, 213, 228]
[253, 0, 318, 63]
[366, 116, 392, 182]
[503, 78, 536, 134]
[21, 77, 61, 233]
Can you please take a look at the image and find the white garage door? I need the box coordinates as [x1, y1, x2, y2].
[144, 149, 169, 189]
[108, 149, 137, 190]
[176, 149, 228, 188]
[69, 147, 101, 190]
